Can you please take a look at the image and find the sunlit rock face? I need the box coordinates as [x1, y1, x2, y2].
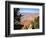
[20, 13, 39, 29]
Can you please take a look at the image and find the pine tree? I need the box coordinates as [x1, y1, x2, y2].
[14, 8, 23, 30]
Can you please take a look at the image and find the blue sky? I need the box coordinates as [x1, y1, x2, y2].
[19, 8, 39, 13]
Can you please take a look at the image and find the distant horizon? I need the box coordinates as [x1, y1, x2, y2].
[19, 12, 39, 14]
[18, 12, 39, 15]
[18, 8, 39, 14]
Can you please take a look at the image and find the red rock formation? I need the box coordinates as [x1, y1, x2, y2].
[20, 13, 39, 29]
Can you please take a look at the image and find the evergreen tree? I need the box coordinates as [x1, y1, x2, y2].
[14, 8, 23, 30]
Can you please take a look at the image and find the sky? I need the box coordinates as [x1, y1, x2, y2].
[19, 8, 39, 13]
